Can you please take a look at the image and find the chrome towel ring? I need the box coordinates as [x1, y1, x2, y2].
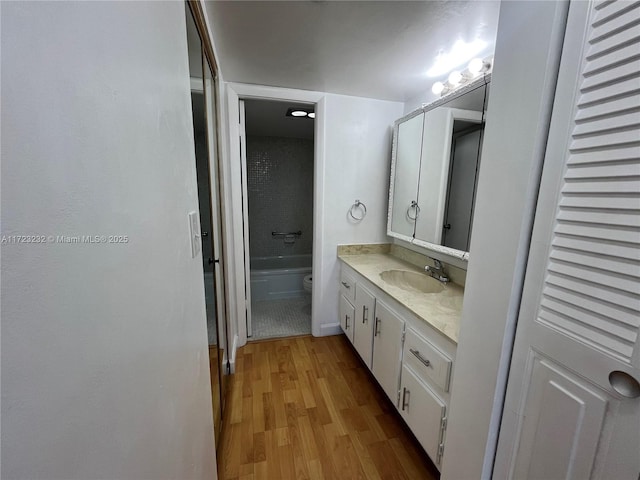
[349, 200, 367, 221]
[407, 200, 420, 221]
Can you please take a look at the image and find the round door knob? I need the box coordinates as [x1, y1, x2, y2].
[609, 370, 640, 398]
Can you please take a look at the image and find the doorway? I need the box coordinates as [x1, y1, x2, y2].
[240, 99, 316, 341]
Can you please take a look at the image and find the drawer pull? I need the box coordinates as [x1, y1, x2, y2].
[341, 281, 351, 289]
[363, 306, 368, 323]
[410, 348, 431, 368]
[401, 387, 410, 410]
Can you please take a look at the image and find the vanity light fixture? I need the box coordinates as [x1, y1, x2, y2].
[431, 55, 493, 97]
[431, 81, 445, 95]
[448, 70, 463, 86]
[286, 107, 315, 119]
[468, 57, 485, 75]
[426, 39, 487, 77]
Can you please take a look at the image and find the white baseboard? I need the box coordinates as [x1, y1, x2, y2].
[318, 322, 342, 337]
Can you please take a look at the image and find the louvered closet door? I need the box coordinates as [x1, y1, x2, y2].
[495, 1, 640, 478]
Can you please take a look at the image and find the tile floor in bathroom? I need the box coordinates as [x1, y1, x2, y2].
[249, 296, 312, 341]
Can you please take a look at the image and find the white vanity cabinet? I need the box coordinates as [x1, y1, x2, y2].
[399, 327, 453, 467]
[400, 364, 447, 465]
[339, 271, 357, 342]
[354, 283, 376, 368]
[338, 262, 457, 470]
[372, 300, 405, 406]
[339, 293, 355, 342]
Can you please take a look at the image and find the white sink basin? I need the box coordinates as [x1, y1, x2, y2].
[379, 269, 445, 294]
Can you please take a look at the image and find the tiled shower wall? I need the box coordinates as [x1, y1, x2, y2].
[246, 136, 314, 258]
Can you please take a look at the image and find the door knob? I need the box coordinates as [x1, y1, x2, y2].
[609, 370, 640, 398]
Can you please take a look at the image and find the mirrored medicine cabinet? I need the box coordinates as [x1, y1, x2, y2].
[387, 75, 491, 260]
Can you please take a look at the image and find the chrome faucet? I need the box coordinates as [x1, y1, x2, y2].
[425, 259, 450, 283]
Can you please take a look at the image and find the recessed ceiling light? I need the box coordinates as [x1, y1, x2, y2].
[286, 107, 314, 119]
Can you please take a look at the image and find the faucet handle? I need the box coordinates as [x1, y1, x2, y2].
[433, 259, 442, 269]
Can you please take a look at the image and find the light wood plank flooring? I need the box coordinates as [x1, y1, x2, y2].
[218, 334, 439, 480]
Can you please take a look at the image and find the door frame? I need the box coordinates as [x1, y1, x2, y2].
[226, 83, 325, 350]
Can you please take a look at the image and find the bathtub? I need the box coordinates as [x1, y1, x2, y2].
[250, 254, 312, 301]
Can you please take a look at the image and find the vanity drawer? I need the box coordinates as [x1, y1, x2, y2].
[340, 271, 356, 303]
[403, 328, 452, 392]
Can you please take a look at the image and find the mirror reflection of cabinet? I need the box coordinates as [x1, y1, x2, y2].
[387, 77, 490, 259]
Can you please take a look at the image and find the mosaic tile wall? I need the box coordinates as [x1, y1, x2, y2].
[246, 136, 314, 258]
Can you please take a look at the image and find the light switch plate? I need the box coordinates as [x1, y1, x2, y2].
[188, 211, 201, 258]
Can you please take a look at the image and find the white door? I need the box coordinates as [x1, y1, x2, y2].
[372, 300, 404, 406]
[238, 99, 253, 337]
[495, 1, 640, 478]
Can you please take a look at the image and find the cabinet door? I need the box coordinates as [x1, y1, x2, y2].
[389, 112, 424, 240]
[354, 284, 376, 368]
[372, 300, 404, 406]
[400, 364, 447, 468]
[339, 294, 355, 344]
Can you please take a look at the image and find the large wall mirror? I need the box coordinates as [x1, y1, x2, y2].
[387, 76, 490, 260]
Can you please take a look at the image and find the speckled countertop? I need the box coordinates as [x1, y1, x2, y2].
[338, 250, 464, 344]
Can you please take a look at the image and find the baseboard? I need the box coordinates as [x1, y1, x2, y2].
[318, 322, 342, 337]
[228, 333, 239, 374]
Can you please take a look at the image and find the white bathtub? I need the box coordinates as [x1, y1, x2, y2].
[250, 254, 312, 301]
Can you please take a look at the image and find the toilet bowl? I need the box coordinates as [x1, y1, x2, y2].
[303, 274, 312, 293]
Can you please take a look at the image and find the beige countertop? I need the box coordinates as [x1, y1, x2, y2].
[338, 252, 464, 344]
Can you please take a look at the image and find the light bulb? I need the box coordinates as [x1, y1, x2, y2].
[308, 112, 315, 119]
[291, 110, 308, 117]
[468, 58, 484, 75]
[448, 70, 462, 85]
[432, 82, 445, 95]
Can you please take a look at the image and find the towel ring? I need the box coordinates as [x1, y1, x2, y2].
[349, 200, 367, 221]
[407, 201, 420, 221]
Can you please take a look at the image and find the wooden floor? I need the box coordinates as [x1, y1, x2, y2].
[218, 334, 439, 480]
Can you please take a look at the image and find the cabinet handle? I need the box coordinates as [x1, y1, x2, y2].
[374, 317, 381, 337]
[401, 387, 410, 411]
[363, 305, 368, 323]
[410, 348, 431, 368]
[345, 314, 350, 330]
[341, 281, 350, 289]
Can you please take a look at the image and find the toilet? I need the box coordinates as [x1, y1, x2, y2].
[303, 274, 312, 294]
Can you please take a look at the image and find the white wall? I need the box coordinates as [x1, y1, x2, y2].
[1, 2, 216, 479]
[441, 2, 569, 479]
[314, 94, 404, 336]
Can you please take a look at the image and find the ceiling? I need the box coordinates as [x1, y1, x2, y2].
[245, 99, 315, 139]
[205, 1, 500, 102]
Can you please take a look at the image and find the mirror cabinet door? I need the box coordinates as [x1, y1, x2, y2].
[390, 112, 424, 239]
[387, 80, 489, 258]
[414, 106, 483, 246]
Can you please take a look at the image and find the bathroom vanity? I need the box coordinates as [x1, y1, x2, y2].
[337, 244, 463, 469]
